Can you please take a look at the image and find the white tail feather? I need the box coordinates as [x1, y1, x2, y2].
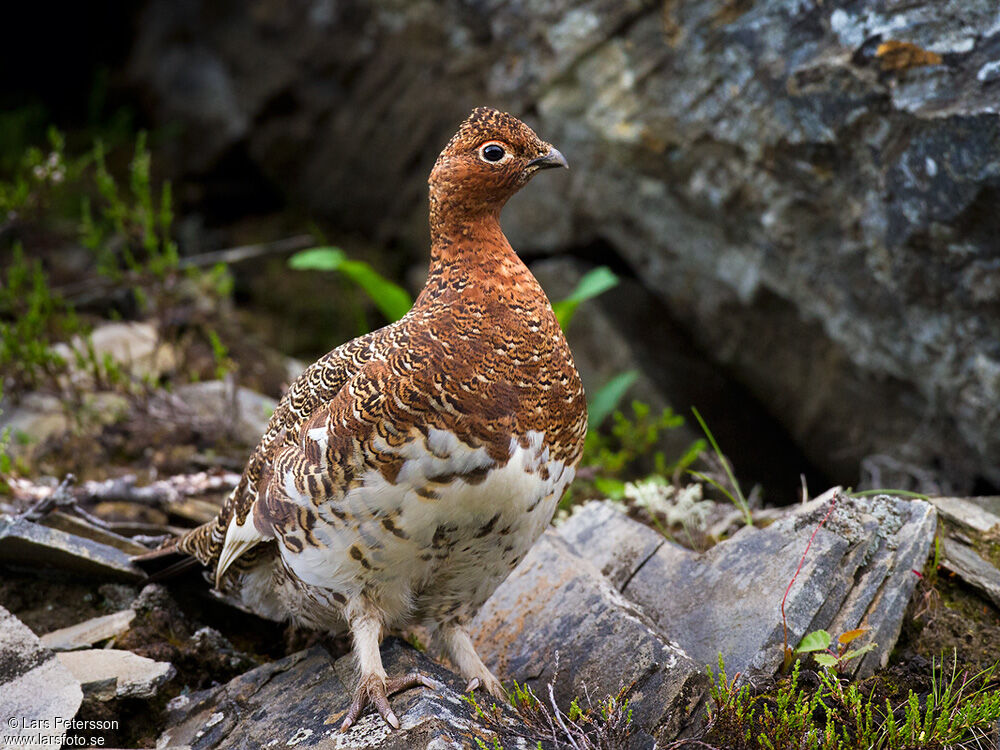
[216, 512, 265, 588]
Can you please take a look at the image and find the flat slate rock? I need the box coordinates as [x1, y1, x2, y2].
[57, 648, 175, 700]
[39, 609, 136, 651]
[566, 494, 935, 679]
[158, 640, 556, 750]
[929, 496, 1000, 534]
[0, 516, 145, 581]
[40, 510, 151, 556]
[939, 537, 1000, 610]
[558, 500, 665, 590]
[0, 605, 83, 750]
[472, 530, 707, 745]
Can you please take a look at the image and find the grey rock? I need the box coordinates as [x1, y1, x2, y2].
[173, 381, 276, 448]
[929, 496, 1000, 534]
[56, 649, 175, 700]
[576, 494, 934, 679]
[939, 537, 1000, 610]
[0, 605, 83, 750]
[0, 393, 70, 454]
[824, 496, 937, 676]
[40, 510, 151, 557]
[0, 516, 145, 581]
[53, 321, 178, 382]
[158, 640, 555, 750]
[626, 498, 850, 677]
[126, 0, 1000, 493]
[39, 610, 136, 652]
[558, 500, 665, 590]
[472, 530, 708, 744]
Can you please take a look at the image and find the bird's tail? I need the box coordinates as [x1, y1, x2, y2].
[130, 533, 201, 582]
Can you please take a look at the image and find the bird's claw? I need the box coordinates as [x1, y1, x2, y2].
[340, 672, 442, 732]
[464, 673, 505, 699]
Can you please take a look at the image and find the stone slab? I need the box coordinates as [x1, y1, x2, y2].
[57, 648, 175, 699]
[576, 494, 936, 679]
[0, 605, 83, 750]
[940, 536, 1000, 610]
[40, 610, 136, 651]
[0, 516, 145, 581]
[558, 500, 666, 590]
[929, 496, 1000, 535]
[472, 530, 707, 744]
[158, 640, 555, 750]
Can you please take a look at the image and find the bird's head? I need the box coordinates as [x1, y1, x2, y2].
[429, 107, 567, 217]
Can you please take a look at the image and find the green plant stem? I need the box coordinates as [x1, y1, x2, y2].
[690, 407, 751, 525]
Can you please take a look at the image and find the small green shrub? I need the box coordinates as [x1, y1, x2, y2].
[795, 629, 877, 673]
[696, 653, 1000, 750]
[0, 126, 78, 220]
[568, 399, 705, 508]
[0, 244, 81, 391]
[81, 132, 179, 282]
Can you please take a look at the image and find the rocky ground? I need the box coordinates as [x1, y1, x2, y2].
[2, 326, 999, 749]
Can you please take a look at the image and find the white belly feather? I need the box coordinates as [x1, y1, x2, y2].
[225, 428, 573, 629]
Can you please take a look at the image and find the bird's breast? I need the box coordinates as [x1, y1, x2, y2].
[276, 428, 573, 598]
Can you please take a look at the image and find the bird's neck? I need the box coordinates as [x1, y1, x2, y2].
[430, 206, 502, 256]
[429, 210, 523, 272]
[422, 208, 540, 304]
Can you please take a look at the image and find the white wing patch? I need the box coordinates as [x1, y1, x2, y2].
[216, 510, 268, 588]
[306, 426, 328, 457]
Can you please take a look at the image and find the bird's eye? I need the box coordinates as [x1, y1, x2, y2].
[479, 142, 507, 163]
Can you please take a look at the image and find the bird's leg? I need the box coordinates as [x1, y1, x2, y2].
[341, 607, 442, 732]
[439, 622, 505, 698]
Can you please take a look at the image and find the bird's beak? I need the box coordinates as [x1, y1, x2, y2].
[527, 146, 569, 171]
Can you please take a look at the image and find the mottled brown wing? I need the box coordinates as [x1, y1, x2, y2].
[176, 326, 389, 569]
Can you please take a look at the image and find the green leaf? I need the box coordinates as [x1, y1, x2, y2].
[587, 370, 639, 430]
[795, 630, 832, 654]
[289, 247, 413, 321]
[665, 438, 707, 475]
[839, 643, 877, 663]
[813, 653, 838, 668]
[593, 476, 626, 500]
[288, 247, 348, 271]
[552, 266, 619, 330]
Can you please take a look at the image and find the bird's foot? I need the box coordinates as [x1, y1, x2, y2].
[340, 672, 443, 732]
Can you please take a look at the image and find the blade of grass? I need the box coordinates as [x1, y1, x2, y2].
[690, 407, 751, 525]
[850, 488, 930, 500]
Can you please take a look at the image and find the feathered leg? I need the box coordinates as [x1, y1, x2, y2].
[439, 622, 504, 698]
[340, 604, 442, 732]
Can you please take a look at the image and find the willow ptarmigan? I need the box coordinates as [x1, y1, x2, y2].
[175, 107, 587, 731]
